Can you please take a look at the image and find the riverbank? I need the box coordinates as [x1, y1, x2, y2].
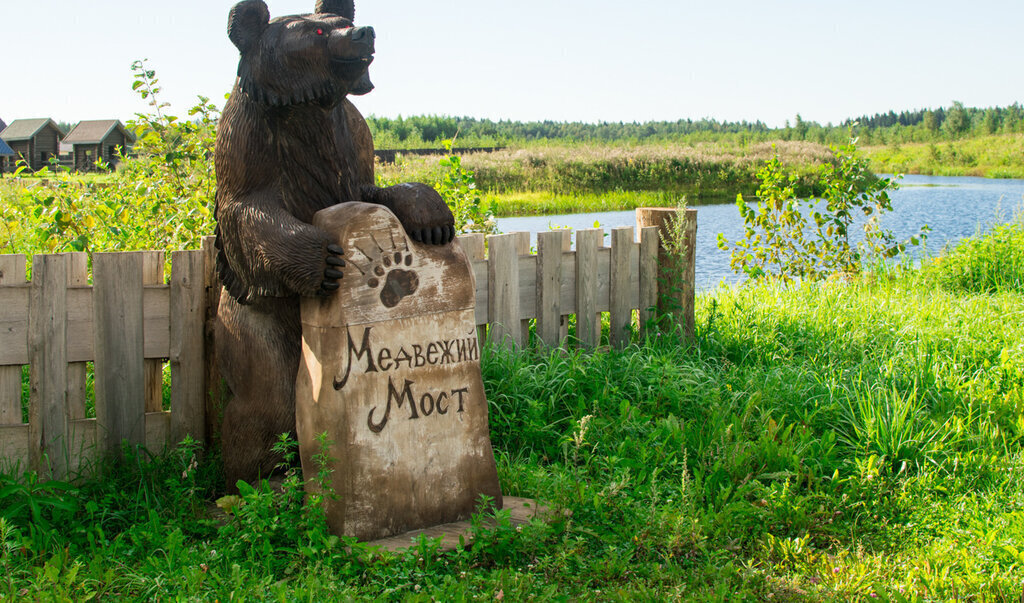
[865, 133, 1024, 178]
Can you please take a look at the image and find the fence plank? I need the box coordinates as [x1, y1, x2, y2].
[65, 253, 89, 421]
[1, 285, 171, 366]
[575, 229, 602, 348]
[514, 232, 532, 347]
[456, 234, 487, 343]
[93, 252, 146, 456]
[537, 230, 568, 347]
[488, 233, 521, 349]
[28, 254, 70, 479]
[0, 424, 29, 470]
[0, 255, 26, 426]
[609, 227, 633, 349]
[639, 226, 659, 339]
[143, 252, 166, 414]
[201, 236, 226, 447]
[170, 250, 206, 446]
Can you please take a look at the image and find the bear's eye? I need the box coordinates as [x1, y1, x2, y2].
[315, 28, 324, 36]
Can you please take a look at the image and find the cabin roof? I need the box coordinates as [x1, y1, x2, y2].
[0, 138, 13, 156]
[63, 119, 136, 145]
[0, 118, 62, 142]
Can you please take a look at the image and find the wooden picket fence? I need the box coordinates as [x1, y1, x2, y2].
[0, 210, 697, 478]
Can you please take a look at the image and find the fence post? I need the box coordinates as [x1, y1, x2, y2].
[93, 252, 146, 457]
[28, 254, 70, 479]
[636, 208, 697, 339]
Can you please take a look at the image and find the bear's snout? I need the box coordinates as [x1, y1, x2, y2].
[329, 25, 375, 60]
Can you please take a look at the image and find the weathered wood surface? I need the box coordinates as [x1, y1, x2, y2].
[28, 254, 69, 478]
[488, 233, 521, 348]
[609, 227, 634, 349]
[143, 251, 166, 414]
[456, 233, 487, 346]
[536, 230, 568, 347]
[636, 208, 698, 339]
[0, 255, 26, 427]
[0, 210, 698, 473]
[66, 253, 89, 422]
[1, 412, 173, 472]
[93, 252, 147, 456]
[0, 285, 171, 366]
[639, 226, 659, 339]
[575, 228, 603, 348]
[297, 202, 502, 542]
[201, 236, 226, 447]
[170, 250, 206, 445]
[367, 497, 549, 552]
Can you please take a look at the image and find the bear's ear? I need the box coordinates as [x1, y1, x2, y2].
[228, 0, 271, 53]
[314, 0, 355, 20]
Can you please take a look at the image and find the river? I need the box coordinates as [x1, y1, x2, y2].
[495, 175, 1024, 291]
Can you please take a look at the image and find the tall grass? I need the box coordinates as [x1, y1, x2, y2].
[865, 133, 1024, 178]
[4, 247, 1023, 598]
[378, 140, 833, 205]
[924, 215, 1024, 294]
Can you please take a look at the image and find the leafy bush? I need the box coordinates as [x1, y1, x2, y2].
[718, 136, 927, 281]
[0, 61, 218, 259]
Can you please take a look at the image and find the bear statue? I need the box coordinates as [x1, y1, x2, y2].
[214, 0, 456, 489]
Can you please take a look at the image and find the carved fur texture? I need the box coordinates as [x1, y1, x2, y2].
[214, 0, 455, 490]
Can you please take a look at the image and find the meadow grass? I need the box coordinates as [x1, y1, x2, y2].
[3, 222, 1024, 600]
[865, 133, 1024, 179]
[377, 140, 832, 208]
[484, 189, 686, 217]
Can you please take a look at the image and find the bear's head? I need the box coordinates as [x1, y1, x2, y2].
[228, 0, 374, 107]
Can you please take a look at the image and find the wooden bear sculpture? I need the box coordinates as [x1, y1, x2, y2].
[214, 0, 456, 489]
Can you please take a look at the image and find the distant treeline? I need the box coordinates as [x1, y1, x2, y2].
[366, 101, 1024, 149]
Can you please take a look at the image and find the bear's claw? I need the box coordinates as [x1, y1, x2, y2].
[319, 244, 346, 295]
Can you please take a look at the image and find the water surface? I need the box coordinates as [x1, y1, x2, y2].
[496, 175, 1024, 290]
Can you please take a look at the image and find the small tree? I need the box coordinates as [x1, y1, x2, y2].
[717, 135, 926, 282]
[435, 139, 497, 235]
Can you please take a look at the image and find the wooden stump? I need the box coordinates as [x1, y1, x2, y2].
[296, 203, 502, 542]
[636, 208, 697, 340]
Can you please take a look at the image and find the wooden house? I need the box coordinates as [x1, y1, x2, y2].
[0, 138, 14, 174]
[63, 120, 135, 171]
[0, 118, 64, 171]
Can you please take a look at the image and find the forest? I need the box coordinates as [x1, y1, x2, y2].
[365, 101, 1024, 149]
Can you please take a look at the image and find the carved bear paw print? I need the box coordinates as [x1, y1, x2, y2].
[367, 251, 418, 308]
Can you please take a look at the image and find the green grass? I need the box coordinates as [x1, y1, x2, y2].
[4, 222, 1024, 600]
[377, 140, 832, 210]
[865, 133, 1024, 178]
[485, 190, 686, 217]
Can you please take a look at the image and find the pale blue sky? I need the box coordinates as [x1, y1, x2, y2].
[3, 0, 1022, 127]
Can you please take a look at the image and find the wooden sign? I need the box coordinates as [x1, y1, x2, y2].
[296, 202, 502, 541]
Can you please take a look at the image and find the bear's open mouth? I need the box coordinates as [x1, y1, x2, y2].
[331, 55, 374, 67]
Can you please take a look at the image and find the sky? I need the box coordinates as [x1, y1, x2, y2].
[2, 0, 1023, 128]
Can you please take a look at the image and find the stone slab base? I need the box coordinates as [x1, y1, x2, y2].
[365, 497, 548, 552]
